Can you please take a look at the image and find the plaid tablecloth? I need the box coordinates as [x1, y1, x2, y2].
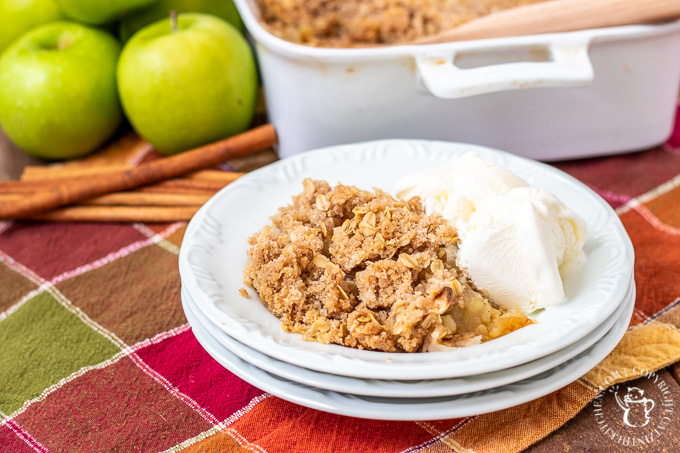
[2, 108, 680, 452]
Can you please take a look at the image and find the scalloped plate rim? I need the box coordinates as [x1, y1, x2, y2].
[182, 278, 633, 398]
[179, 139, 634, 380]
[182, 281, 635, 420]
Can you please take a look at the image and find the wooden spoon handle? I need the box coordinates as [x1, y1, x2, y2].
[416, 0, 680, 44]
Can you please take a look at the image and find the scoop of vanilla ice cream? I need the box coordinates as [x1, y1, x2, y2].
[522, 188, 587, 271]
[395, 152, 587, 313]
[395, 152, 528, 228]
[456, 188, 587, 312]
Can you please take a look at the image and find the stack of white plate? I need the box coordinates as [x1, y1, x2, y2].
[178, 140, 635, 421]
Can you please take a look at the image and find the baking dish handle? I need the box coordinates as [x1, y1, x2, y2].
[414, 36, 594, 99]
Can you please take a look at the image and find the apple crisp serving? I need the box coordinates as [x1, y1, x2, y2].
[254, 0, 551, 47]
[244, 179, 531, 353]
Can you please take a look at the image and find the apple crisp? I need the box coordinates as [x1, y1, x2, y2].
[244, 179, 531, 353]
[254, 0, 551, 47]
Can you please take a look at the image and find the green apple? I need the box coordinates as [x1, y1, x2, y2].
[55, 0, 159, 25]
[118, 0, 243, 42]
[117, 13, 257, 155]
[0, 22, 123, 159]
[0, 0, 65, 54]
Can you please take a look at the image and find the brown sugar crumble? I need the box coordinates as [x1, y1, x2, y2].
[244, 179, 531, 353]
[254, 0, 551, 47]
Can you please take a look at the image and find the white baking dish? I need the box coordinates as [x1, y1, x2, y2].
[234, 0, 680, 161]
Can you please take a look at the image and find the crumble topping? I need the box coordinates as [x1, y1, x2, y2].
[255, 0, 551, 47]
[244, 179, 531, 352]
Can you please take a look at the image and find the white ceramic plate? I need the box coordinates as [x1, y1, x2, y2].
[183, 284, 635, 420]
[179, 139, 634, 380]
[182, 277, 633, 398]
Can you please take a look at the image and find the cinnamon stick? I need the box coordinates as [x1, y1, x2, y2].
[0, 191, 210, 207]
[21, 166, 244, 183]
[21, 164, 132, 180]
[89, 192, 211, 206]
[25, 205, 199, 222]
[0, 124, 276, 219]
[185, 170, 245, 182]
[1, 173, 242, 194]
[0, 180, 56, 193]
[148, 178, 234, 192]
[134, 185, 217, 195]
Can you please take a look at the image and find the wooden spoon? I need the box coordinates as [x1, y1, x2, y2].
[415, 0, 680, 44]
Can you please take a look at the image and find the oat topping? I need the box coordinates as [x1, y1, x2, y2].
[244, 179, 531, 353]
[255, 0, 551, 47]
